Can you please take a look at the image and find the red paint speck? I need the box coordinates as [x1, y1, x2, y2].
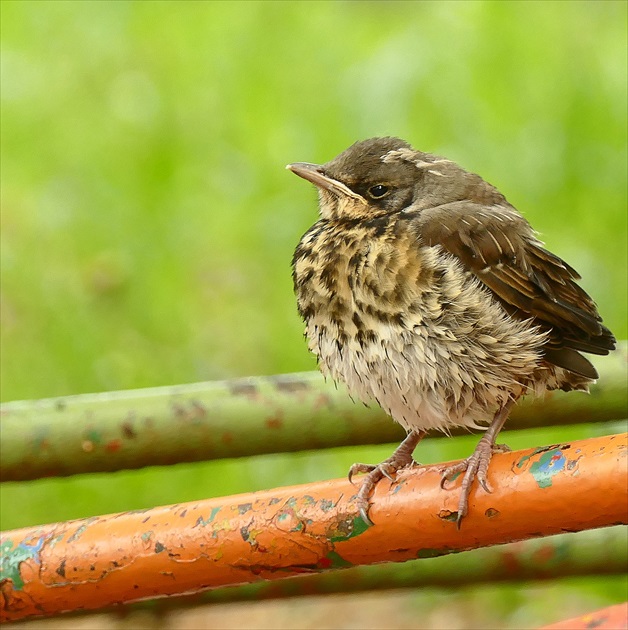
[318, 557, 332, 569]
[105, 439, 123, 453]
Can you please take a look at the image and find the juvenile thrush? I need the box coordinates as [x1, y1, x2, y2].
[288, 137, 616, 526]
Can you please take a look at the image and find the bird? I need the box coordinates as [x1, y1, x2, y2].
[287, 137, 616, 527]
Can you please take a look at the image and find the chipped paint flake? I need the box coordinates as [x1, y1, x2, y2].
[330, 516, 370, 542]
[0, 537, 45, 590]
[529, 450, 566, 488]
[195, 506, 221, 527]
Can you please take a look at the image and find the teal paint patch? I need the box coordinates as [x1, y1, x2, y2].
[276, 510, 305, 532]
[529, 450, 566, 488]
[0, 536, 45, 590]
[516, 445, 560, 469]
[84, 428, 102, 444]
[141, 531, 154, 542]
[195, 506, 221, 527]
[319, 499, 335, 512]
[302, 495, 316, 506]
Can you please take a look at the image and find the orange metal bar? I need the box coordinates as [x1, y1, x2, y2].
[539, 602, 628, 629]
[1, 433, 626, 622]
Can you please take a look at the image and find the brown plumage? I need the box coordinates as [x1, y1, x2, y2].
[288, 137, 615, 526]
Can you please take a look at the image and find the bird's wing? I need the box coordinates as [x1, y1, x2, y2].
[413, 201, 615, 378]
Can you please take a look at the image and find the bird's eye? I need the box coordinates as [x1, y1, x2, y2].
[367, 184, 389, 199]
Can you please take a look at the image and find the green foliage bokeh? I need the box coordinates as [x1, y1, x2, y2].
[1, 1, 627, 625]
[2, 1, 626, 403]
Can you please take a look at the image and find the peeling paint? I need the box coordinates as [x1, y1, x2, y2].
[276, 511, 304, 533]
[195, 506, 221, 527]
[1, 433, 625, 623]
[0, 536, 44, 590]
[529, 450, 566, 488]
[67, 524, 89, 543]
[55, 559, 66, 578]
[438, 510, 458, 522]
[330, 516, 369, 542]
[240, 524, 265, 549]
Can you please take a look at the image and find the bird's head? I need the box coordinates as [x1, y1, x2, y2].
[287, 137, 500, 221]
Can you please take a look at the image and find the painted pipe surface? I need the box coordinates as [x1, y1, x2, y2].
[1, 433, 626, 621]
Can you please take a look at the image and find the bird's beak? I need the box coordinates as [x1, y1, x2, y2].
[286, 162, 366, 203]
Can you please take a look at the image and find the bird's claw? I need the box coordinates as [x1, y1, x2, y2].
[348, 462, 377, 485]
[440, 437, 506, 527]
[349, 453, 417, 525]
[358, 503, 374, 527]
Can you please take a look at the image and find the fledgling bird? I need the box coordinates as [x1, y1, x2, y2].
[288, 137, 616, 526]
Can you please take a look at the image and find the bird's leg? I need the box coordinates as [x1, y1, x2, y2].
[349, 430, 426, 526]
[440, 398, 516, 527]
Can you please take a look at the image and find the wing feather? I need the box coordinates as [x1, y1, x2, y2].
[412, 201, 616, 377]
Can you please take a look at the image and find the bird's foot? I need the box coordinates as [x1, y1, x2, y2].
[348, 450, 417, 527]
[440, 435, 508, 528]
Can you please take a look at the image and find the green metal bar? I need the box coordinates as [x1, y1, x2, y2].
[1, 344, 626, 481]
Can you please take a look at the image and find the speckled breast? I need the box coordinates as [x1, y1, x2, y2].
[293, 216, 549, 433]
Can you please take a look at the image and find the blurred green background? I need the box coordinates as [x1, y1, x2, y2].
[1, 1, 626, 627]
